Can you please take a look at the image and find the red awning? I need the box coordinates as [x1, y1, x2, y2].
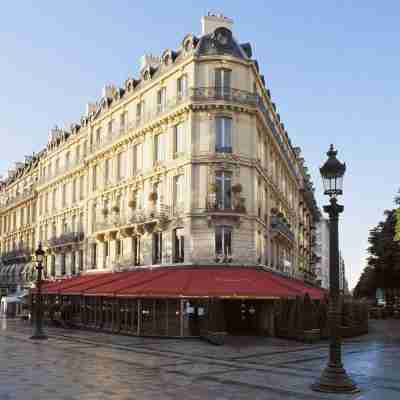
[39, 267, 326, 300]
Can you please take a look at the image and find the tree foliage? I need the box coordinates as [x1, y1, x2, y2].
[354, 198, 400, 298]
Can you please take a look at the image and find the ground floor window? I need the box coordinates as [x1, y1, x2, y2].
[71, 252, 76, 275]
[51, 255, 56, 277]
[116, 239, 123, 258]
[79, 250, 84, 271]
[215, 226, 232, 258]
[91, 243, 97, 269]
[174, 228, 184, 263]
[61, 253, 66, 275]
[132, 237, 140, 265]
[152, 232, 163, 264]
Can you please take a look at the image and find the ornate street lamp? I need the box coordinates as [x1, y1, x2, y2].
[30, 243, 48, 340]
[312, 145, 358, 393]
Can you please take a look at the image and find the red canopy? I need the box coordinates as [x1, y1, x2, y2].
[39, 267, 326, 300]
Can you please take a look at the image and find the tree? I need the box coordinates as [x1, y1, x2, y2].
[354, 197, 400, 299]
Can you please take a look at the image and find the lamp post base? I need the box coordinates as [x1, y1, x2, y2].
[30, 326, 48, 340]
[312, 365, 359, 394]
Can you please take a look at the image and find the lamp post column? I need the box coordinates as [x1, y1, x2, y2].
[31, 248, 48, 340]
[312, 197, 357, 393]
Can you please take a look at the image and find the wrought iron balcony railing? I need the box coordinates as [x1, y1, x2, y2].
[46, 231, 84, 248]
[1, 248, 32, 265]
[94, 204, 171, 233]
[205, 194, 246, 214]
[271, 215, 295, 242]
[0, 187, 36, 210]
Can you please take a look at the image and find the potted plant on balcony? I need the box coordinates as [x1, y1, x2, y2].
[207, 183, 218, 210]
[111, 203, 120, 213]
[232, 183, 243, 194]
[128, 197, 137, 209]
[148, 191, 158, 203]
[232, 183, 243, 211]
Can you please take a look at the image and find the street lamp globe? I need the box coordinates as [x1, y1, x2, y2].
[319, 144, 346, 197]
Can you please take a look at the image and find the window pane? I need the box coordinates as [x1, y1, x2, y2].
[215, 227, 223, 255]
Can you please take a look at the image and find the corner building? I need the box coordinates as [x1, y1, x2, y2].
[1, 15, 321, 329]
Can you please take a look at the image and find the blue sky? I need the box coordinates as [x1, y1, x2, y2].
[1, 1, 399, 289]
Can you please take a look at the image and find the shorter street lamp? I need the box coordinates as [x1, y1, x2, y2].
[30, 243, 48, 340]
[312, 145, 359, 393]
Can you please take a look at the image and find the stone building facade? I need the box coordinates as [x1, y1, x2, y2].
[0, 14, 319, 294]
[315, 218, 330, 289]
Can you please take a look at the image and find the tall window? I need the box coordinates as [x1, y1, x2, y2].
[72, 178, 77, 204]
[75, 145, 80, 164]
[215, 171, 232, 209]
[92, 165, 98, 191]
[215, 226, 232, 257]
[61, 253, 66, 275]
[157, 87, 167, 113]
[51, 255, 56, 277]
[132, 144, 139, 174]
[120, 112, 126, 131]
[117, 151, 125, 181]
[173, 123, 185, 156]
[116, 239, 123, 258]
[174, 228, 184, 263]
[154, 133, 166, 163]
[71, 251, 76, 275]
[107, 120, 113, 137]
[44, 192, 49, 214]
[173, 175, 184, 212]
[152, 232, 163, 264]
[65, 151, 71, 169]
[79, 175, 85, 200]
[136, 100, 145, 123]
[92, 243, 97, 269]
[61, 183, 67, 208]
[215, 69, 231, 97]
[215, 117, 232, 153]
[132, 237, 140, 265]
[104, 158, 110, 185]
[177, 75, 188, 99]
[96, 128, 102, 145]
[55, 158, 60, 174]
[78, 250, 84, 271]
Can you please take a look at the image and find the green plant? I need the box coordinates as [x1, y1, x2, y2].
[209, 183, 218, 193]
[148, 192, 158, 202]
[232, 183, 243, 194]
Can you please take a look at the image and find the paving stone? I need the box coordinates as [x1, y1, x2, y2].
[0, 318, 400, 399]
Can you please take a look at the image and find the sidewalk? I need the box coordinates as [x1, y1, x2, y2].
[0, 318, 399, 400]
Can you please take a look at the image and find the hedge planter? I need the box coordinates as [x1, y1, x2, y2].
[201, 331, 227, 345]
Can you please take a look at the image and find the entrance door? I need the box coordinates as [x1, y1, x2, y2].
[224, 300, 260, 335]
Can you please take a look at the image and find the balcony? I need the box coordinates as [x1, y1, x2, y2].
[191, 87, 258, 106]
[1, 248, 32, 265]
[94, 204, 172, 240]
[39, 161, 82, 185]
[46, 232, 84, 251]
[205, 194, 246, 227]
[191, 87, 299, 181]
[270, 214, 295, 243]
